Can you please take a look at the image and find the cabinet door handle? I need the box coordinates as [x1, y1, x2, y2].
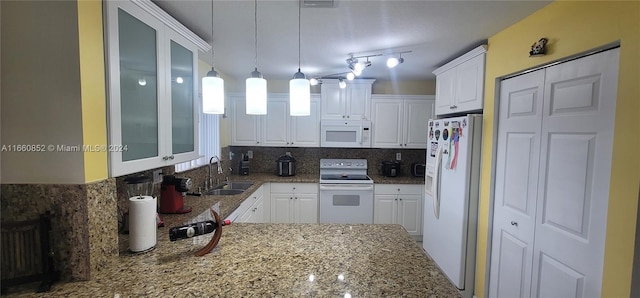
[404, 144, 407, 146]
[395, 198, 398, 201]
[169, 155, 174, 160]
[162, 156, 169, 161]
[346, 115, 350, 118]
[290, 197, 293, 200]
[510, 221, 518, 226]
[256, 141, 260, 144]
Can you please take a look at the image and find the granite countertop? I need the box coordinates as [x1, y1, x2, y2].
[115, 173, 424, 253]
[8, 173, 457, 297]
[11, 223, 460, 297]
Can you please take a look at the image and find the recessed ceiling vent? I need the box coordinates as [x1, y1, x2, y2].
[302, 0, 337, 8]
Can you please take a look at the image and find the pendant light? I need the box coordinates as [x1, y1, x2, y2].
[246, 0, 267, 115]
[289, 0, 310, 116]
[202, 0, 224, 114]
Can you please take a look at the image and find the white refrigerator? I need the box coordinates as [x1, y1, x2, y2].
[423, 114, 482, 298]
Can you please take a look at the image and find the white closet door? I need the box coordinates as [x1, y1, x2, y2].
[530, 48, 619, 298]
[490, 48, 620, 298]
[489, 69, 545, 298]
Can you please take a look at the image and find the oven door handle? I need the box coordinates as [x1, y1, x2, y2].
[319, 184, 374, 191]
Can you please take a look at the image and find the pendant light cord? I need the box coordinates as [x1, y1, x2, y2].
[211, 0, 215, 67]
[254, 0, 258, 70]
[297, 0, 301, 70]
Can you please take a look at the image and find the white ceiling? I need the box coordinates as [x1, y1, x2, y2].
[152, 0, 551, 82]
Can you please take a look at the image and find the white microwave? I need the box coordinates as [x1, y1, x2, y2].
[320, 120, 371, 148]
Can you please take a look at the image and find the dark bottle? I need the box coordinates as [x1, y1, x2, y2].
[169, 220, 216, 241]
[168, 219, 231, 241]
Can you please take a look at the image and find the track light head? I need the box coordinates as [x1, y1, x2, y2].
[338, 78, 346, 89]
[386, 57, 404, 68]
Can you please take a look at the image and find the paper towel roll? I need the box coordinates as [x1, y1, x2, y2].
[129, 196, 157, 252]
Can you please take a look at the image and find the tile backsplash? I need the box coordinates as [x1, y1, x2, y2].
[228, 146, 426, 177]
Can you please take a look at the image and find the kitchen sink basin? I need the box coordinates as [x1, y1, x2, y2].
[212, 181, 254, 191]
[204, 189, 245, 196]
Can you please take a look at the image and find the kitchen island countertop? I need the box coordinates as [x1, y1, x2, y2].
[10, 223, 460, 297]
[8, 172, 459, 297]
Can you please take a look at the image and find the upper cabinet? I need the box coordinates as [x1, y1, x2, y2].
[105, 0, 209, 177]
[433, 45, 487, 116]
[230, 94, 321, 147]
[320, 79, 375, 120]
[371, 95, 435, 149]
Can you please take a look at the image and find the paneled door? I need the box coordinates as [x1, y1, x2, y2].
[490, 48, 620, 297]
[489, 69, 545, 298]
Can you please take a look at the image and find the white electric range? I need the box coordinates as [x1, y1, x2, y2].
[319, 159, 374, 224]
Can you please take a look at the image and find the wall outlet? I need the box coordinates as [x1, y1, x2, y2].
[396, 152, 402, 161]
[153, 169, 163, 184]
[229, 151, 234, 161]
[247, 150, 253, 159]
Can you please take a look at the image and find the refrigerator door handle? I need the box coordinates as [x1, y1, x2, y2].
[433, 145, 444, 219]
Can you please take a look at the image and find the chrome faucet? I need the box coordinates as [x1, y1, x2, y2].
[207, 155, 223, 189]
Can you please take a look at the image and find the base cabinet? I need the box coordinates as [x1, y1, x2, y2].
[228, 185, 268, 223]
[374, 184, 423, 236]
[271, 183, 318, 223]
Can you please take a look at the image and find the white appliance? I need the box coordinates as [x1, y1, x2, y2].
[320, 120, 371, 148]
[319, 159, 374, 224]
[423, 114, 482, 298]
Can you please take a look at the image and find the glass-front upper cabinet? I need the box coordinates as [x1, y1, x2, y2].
[117, 8, 160, 163]
[167, 34, 198, 158]
[105, 0, 204, 177]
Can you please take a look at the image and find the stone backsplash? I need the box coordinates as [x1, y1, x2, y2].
[0, 178, 117, 282]
[228, 146, 426, 177]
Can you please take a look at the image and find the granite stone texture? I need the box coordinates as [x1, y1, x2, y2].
[6, 224, 461, 298]
[229, 146, 426, 177]
[86, 178, 118, 275]
[1, 183, 91, 281]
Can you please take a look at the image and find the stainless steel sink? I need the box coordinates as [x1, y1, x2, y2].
[212, 181, 254, 191]
[204, 189, 244, 196]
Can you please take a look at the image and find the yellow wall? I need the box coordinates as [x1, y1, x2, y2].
[476, 1, 640, 297]
[372, 80, 436, 95]
[78, 0, 108, 182]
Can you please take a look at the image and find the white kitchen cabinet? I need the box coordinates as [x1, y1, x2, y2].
[320, 79, 375, 120]
[229, 94, 261, 146]
[371, 95, 435, 148]
[227, 184, 269, 223]
[237, 185, 266, 223]
[374, 184, 423, 237]
[262, 94, 320, 147]
[271, 183, 318, 223]
[433, 45, 487, 116]
[230, 94, 320, 147]
[105, 0, 208, 177]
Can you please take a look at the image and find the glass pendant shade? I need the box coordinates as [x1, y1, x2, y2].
[246, 69, 267, 115]
[202, 69, 224, 114]
[290, 70, 310, 116]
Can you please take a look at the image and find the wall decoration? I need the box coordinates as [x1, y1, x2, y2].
[529, 38, 548, 56]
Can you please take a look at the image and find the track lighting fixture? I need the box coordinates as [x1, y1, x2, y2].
[338, 78, 346, 89]
[386, 54, 405, 68]
[309, 78, 320, 86]
[346, 72, 355, 80]
[346, 50, 412, 73]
